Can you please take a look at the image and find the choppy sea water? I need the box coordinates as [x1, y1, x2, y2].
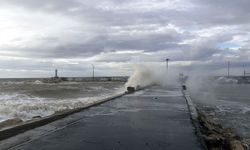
[190, 83, 250, 144]
[0, 79, 125, 122]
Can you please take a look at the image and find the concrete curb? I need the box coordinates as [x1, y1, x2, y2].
[182, 90, 198, 120]
[0, 93, 125, 141]
[182, 88, 208, 150]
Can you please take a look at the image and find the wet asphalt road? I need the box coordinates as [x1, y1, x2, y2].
[1, 86, 203, 150]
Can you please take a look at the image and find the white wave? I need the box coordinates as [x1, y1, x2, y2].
[0, 89, 124, 122]
[57, 85, 79, 90]
[57, 82, 81, 85]
[210, 99, 250, 115]
[89, 86, 104, 90]
[215, 77, 238, 84]
[0, 81, 26, 85]
[241, 106, 250, 114]
[33, 80, 43, 84]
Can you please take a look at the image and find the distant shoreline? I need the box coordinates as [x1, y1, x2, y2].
[0, 76, 129, 82]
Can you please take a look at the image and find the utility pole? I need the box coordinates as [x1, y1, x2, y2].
[166, 58, 170, 72]
[92, 64, 95, 81]
[227, 61, 230, 78]
[243, 64, 246, 77]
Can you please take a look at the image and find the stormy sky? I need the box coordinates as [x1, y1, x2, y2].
[0, 0, 250, 77]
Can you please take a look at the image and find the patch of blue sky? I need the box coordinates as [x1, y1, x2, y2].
[217, 42, 241, 49]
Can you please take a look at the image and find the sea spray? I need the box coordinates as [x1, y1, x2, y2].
[125, 64, 178, 89]
[125, 65, 154, 89]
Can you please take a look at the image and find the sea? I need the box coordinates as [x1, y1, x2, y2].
[190, 82, 250, 144]
[0, 78, 125, 123]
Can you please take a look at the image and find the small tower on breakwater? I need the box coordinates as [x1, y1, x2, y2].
[55, 69, 58, 78]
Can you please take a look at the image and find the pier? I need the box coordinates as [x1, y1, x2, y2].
[0, 85, 203, 150]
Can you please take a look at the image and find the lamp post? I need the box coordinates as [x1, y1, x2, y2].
[243, 64, 246, 77]
[227, 61, 230, 78]
[166, 58, 170, 71]
[92, 64, 95, 81]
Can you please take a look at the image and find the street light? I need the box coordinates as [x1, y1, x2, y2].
[55, 69, 58, 78]
[92, 64, 95, 81]
[166, 58, 170, 71]
[243, 64, 246, 77]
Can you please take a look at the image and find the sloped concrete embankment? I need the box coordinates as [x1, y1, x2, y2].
[0, 93, 125, 141]
[182, 87, 249, 150]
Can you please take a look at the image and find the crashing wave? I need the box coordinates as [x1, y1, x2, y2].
[215, 77, 238, 84]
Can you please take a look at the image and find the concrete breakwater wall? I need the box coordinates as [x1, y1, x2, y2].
[182, 86, 249, 150]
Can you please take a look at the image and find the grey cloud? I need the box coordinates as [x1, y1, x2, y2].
[2, 43, 103, 58]
[0, 0, 81, 13]
[0, 0, 250, 77]
[2, 0, 250, 27]
[184, 0, 250, 26]
[107, 32, 183, 52]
